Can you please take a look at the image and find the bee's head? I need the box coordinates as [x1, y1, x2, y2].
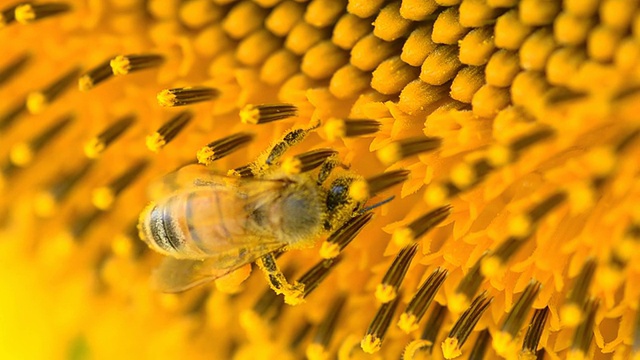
[323, 176, 365, 231]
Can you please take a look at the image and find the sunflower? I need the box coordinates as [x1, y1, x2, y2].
[1, 1, 639, 359]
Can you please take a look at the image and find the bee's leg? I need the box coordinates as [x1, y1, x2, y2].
[230, 123, 320, 177]
[256, 252, 304, 304]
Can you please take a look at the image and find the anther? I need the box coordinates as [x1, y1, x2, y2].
[0, 3, 21, 27]
[78, 59, 113, 91]
[450, 254, 486, 314]
[0, 101, 26, 132]
[0, 53, 30, 85]
[34, 162, 93, 217]
[69, 210, 102, 240]
[252, 286, 285, 322]
[450, 158, 493, 190]
[196, 132, 254, 165]
[324, 118, 381, 141]
[10, 113, 73, 167]
[398, 268, 448, 333]
[112, 221, 148, 259]
[350, 170, 409, 202]
[468, 330, 491, 360]
[92, 159, 149, 210]
[282, 149, 337, 175]
[633, 299, 640, 357]
[146, 111, 193, 152]
[493, 281, 541, 358]
[508, 191, 567, 238]
[480, 236, 525, 278]
[442, 292, 493, 359]
[156, 87, 219, 107]
[393, 206, 452, 248]
[376, 245, 418, 303]
[560, 259, 597, 327]
[110, 54, 164, 76]
[320, 212, 373, 259]
[377, 137, 442, 166]
[84, 115, 135, 159]
[361, 296, 400, 354]
[403, 303, 448, 358]
[425, 182, 461, 207]
[228, 164, 254, 178]
[286, 257, 341, 305]
[26, 67, 80, 114]
[14, 2, 71, 24]
[306, 296, 346, 360]
[487, 127, 554, 167]
[520, 307, 549, 359]
[240, 103, 298, 125]
[568, 299, 598, 360]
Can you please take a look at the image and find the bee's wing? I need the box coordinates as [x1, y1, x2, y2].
[152, 239, 285, 293]
[147, 164, 230, 200]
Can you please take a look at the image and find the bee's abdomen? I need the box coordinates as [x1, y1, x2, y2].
[146, 203, 185, 254]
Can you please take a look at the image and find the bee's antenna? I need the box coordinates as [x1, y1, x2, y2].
[360, 196, 395, 214]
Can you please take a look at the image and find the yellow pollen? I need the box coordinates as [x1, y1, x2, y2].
[450, 163, 476, 188]
[487, 144, 513, 167]
[156, 90, 178, 107]
[91, 187, 115, 210]
[83, 138, 106, 159]
[9, 143, 33, 167]
[508, 214, 532, 238]
[145, 133, 166, 153]
[441, 337, 462, 359]
[560, 303, 583, 328]
[196, 147, 215, 165]
[397, 313, 419, 333]
[25, 92, 47, 114]
[348, 179, 369, 202]
[377, 142, 402, 166]
[375, 284, 398, 303]
[110, 56, 131, 75]
[215, 265, 251, 294]
[14, 4, 36, 24]
[281, 157, 302, 175]
[77, 75, 94, 92]
[448, 293, 470, 314]
[306, 343, 328, 360]
[33, 192, 57, 218]
[480, 255, 503, 279]
[425, 183, 449, 206]
[392, 227, 415, 247]
[320, 242, 340, 259]
[585, 147, 617, 177]
[492, 331, 517, 359]
[111, 235, 133, 258]
[324, 118, 346, 141]
[567, 182, 595, 213]
[361, 334, 382, 354]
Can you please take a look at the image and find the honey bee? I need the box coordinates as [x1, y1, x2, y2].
[138, 126, 378, 294]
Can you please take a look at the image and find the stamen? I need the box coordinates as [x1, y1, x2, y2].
[450, 158, 493, 189]
[324, 118, 381, 141]
[282, 148, 337, 175]
[425, 182, 461, 207]
[0, 53, 30, 85]
[352, 169, 410, 203]
[398, 268, 448, 333]
[568, 299, 599, 360]
[508, 191, 567, 238]
[0, 101, 26, 132]
[633, 299, 640, 357]
[442, 292, 493, 359]
[110, 54, 164, 76]
[377, 136, 442, 166]
[146, 111, 192, 152]
[34, 162, 93, 218]
[493, 281, 542, 358]
[376, 244, 418, 303]
[361, 296, 400, 354]
[403, 303, 448, 358]
[78, 59, 113, 91]
[84, 115, 135, 159]
[286, 257, 341, 305]
[156, 87, 219, 107]
[320, 212, 373, 259]
[26, 67, 80, 114]
[69, 210, 102, 240]
[290, 322, 312, 350]
[560, 259, 597, 327]
[306, 296, 346, 360]
[450, 254, 486, 314]
[14, 2, 71, 24]
[480, 236, 524, 278]
[228, 164, 254, 178]
[92, 159, 149, 210]
[112, 221, 148, 259]
[251, 286, 285, 322]
[392, 205, 452, 247]
[240, 103, 298, 125]
[487, 127, 555, 167]
[0, 3, 22, 27]
[10, 113, 73, 167]
[520, 307, 550, 359]
[196, 132, 254, 165]
[468, 330, 491, 360]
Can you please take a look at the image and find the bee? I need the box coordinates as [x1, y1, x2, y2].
[138, 125, 386, 295]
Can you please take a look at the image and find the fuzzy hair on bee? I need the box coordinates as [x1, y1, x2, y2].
[138, 123, 384, 296]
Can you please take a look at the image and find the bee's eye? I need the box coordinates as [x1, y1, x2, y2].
[326, 178, 353, 211]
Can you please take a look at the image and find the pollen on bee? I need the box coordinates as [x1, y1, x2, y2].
[441, 292, 493, 359]
[392, 205, 452, 247]
[91, 160, 149, 210]
[560, 259, 597, 327]
[320, 212, 373, 259]
[26, 67, 80, 114]
[9, 113, 73, 167]
[375, 244, 418, 303]
[324, 118, 381, 142]
[84, 115, 135, 159]
[156, 87, 219, 107]
[239, 103, 298, 125]
[398, 267, 448, 334]
[361, 296, 400, 354]
[14, 2, 71, 24]
[282, 148, 337, 175]
[110, 54, 165, 76]
[214, 264, 252, 294]
[377, 136, 442, 166]
[146, 111, 192, 152]
[196, 132, 254, 165]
